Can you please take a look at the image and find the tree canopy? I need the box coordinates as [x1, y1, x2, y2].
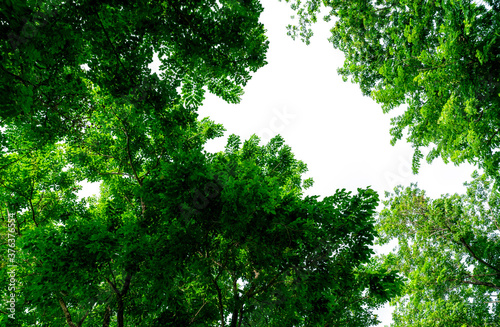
[285, 0, 500, 182]
[0, 128, 401, 326]
[1, 0, 268, 144]
[377, 172, 500, 326]
[0, 1, 402, 326]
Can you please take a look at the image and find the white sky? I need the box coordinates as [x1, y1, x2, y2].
[199, 0, 475, 197]
[79, 1, 477, 325]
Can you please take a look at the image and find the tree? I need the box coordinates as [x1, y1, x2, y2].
[143, 134, 402, 327]
[1, 126, 402, 326]
[1, 0, 269, 144]
[377, 172, 500, 326]
[2, 121, 399, 326]
[2, 0, 269, 322]
[1, 1, 403, 326]
[284, 0, 500, 181]
[0, 140, 87, 326]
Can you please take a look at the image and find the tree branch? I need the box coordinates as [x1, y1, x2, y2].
[58, 297, 77, 327]
[460, 237, 500, 273]
[0, 63, 35, 87]
[189, 298, 207, 325]
[28, 199, 38, 227]
[120, 272, 132, 297]
[77, 308, 90, 327]
[106, 272, 132, 327]
[102, 305, 111, 327]
[105, 277, 120, 296]
[230, 272, 240, 327]
[212, 279, 225, 327]
[487, 129, 499, 145]
[245, 271, 283, 299]
[448, 278, 500, 291]
[417, 60, 473, 72]
[0, 152, 31, 171]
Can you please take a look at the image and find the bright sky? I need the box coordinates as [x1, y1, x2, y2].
[79, 1, 478, 325]
[199, 0, 475, 196]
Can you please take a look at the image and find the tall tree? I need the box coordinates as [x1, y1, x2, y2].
[377, 172, 500, 326]
[1, 1, 403, 326]
[1, 1, 268, 321]
[285, 0, 500, 181]
[1, 130, 403, 326]
[1, 0, 268, 144]
[0, 139, 86, 326]
[143, 134, 403, 327]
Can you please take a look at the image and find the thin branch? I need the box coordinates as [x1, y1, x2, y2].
[460, 237, 500, 273]
[105, 277, 120, 296]
[109, 262, 117, 287]
[77, 308, 90, 327]
[447, 278, 500, 290]
[211, 243, 239, 327]
[140, 156, 161, 181]
[95, 12, 136, 88]
[212, 278, 225, 327]
[102, 305, 111, 327]
[417, 60, 473, 72]
[125, 132, 142, 186]
[487, 129, 499, 145]
[28, 199, 38, 227]
[107, 110, 143, 187]
[467, 273, 500, 278]
[122, 193, 134, 207]
[58, 297, 78, 327]
[0, 152, 31, 171]
[0, 63, 35, 87]
[95, 10, 160, 112]
[189, 299, 207, 325]
[245, 271, 283, 299]
[474, 108, 484, 122]
[99, 172, 128, 176]
[35, 191, 45, 213]
[230, 272, 240, 327]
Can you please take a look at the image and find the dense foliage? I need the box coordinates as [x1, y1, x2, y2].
[0, 0, 401, 326]
[285, 0, 500, 181]
[1, 0, 268, 144]
[1, 128, 399, 326]
[377, 173, 500, 326]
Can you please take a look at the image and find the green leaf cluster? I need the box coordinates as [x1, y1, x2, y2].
[377, 172, 499, 326]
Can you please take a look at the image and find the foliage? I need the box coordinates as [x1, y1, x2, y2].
[284, 0, 500, 181]
[1, 0, 268, 321]
[1, 0, 268, 144]
[0, 2, 404, 326]
[164, 134, 402, 327]
[1, 125, 402, 326]
[377, 172, 500, 326]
